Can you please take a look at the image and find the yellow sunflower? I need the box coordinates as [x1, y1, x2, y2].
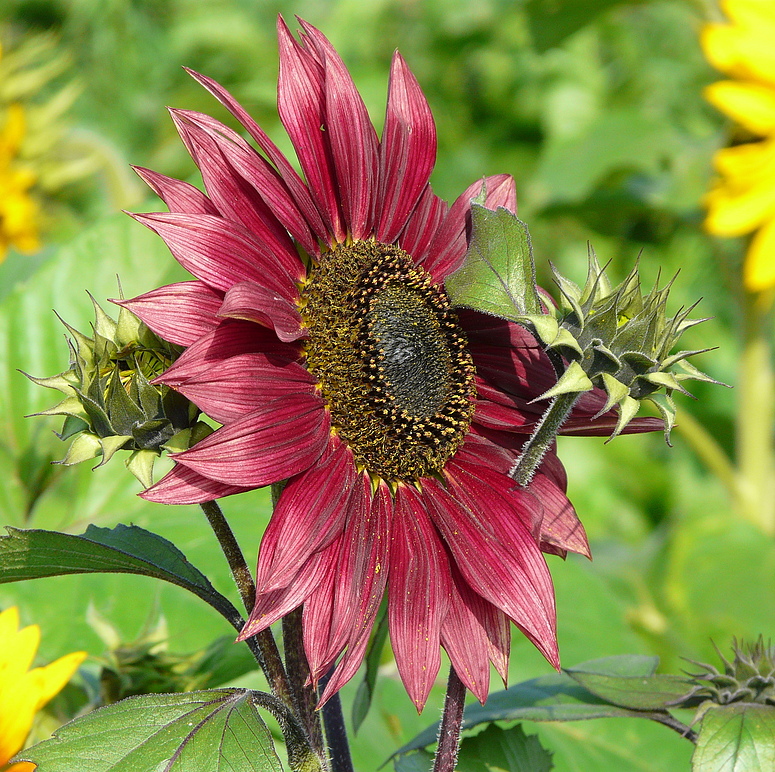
[702, 0, 775, 292]
[0, 607, 86, 772]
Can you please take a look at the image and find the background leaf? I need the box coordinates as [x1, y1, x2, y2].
[691, 704, 775, 772]
[0, 525, 239, 622]
[457, 724, 554, 772]
[18, 689, 283, 772]
[446, 204, 541, 320]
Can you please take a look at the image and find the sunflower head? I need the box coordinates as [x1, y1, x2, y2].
[522, 249, 724, 441]
[26, 297, 209, 487]
[684, 637, 775, 707]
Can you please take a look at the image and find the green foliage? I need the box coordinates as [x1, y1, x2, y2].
[446, 204, 541, 319]
[692, 704, 775, 772]
[0, 525, 238, 621]
[0, 0, 764, 770]
[17, 690, 284, 772]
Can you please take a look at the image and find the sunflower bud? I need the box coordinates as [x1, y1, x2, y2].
[684, 637, 775, 707]
[521, 249, 725, 441]
[26, 296, 210, 487]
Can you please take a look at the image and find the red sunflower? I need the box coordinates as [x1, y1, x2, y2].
[124, 16, 660, 710]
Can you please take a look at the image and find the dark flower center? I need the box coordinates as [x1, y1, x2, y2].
[302, 240, 476, 482]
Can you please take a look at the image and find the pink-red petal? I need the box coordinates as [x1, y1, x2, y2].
[132, 166, 218, 216]
[389, 484, 450, 711]
[296, 18, 378, 240]
[376, 52, 436, 244]
[131, 212, 298, 300]
[115, 281, 223, 347]
[277, 17, 343, 243]
[141, 464, 254, 504]
[183, 66, 328, 246]
[173, 352, 315, 424]
[171, 393, 330, 487]
[254, 438, 355, 593]
[218, 281, 304, 343]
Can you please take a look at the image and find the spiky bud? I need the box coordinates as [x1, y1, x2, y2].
[684, 637, 775, 707]
[26, 295, 210, 487]
[520, 249, 726, 441]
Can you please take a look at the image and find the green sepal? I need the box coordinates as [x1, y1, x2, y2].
[445, 203, 542, 318]
[531, 360, 593, 402]
[58, 432, 102, 465]
[548, 326, 585, 357]
[96, 435, 133, 467]
[609, 395, 641, 441]
[598, 373, 630, 415]
[522, 314, 561, 347]
[23, 371, 79, 397]
[641, 370, 693, 396]
[30, 395, 89, 421]
[646, 395, 677, 446]
[125, 448, 160, 489]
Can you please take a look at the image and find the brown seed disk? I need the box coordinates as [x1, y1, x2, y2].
[302, 240, 476, 481]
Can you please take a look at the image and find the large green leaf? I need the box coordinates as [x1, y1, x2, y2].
[445, 204, 541, 321]
[457, 724, 554, 772]
[16, 689, 283, 772]
[525, 0, 645, 52]
[565, 658, 691, 710]
[692, 704, 775, 772]
[0, 525, 241, 625]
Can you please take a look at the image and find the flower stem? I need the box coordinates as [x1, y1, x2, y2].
[510, 391, 581, 486]
[433, 667, 467, 772]
[199, 499, 293, 709]
[318, 670, 354, 772]
[283, 608, 325, 756]
[736, 291, 775, 534]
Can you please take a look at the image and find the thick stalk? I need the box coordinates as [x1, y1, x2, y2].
[736, 291, 775, 534]
[199, 499, 293, 709]
[510, 391, 582, 486]
[433, 667, 467, 772]
[283, 609, 325, 756]
[271, 482, 327, 759]
[318, 670, 354, 772]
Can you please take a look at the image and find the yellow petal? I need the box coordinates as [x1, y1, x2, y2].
[745, 216, 775, 291]
[0, 680, 39, 766]
[0, 620, 40, 685]
[702, 23, 775, 88]
[30, 650, 87, 711]
[705, 81, 775, 135]
[705, 140, 775, 235]
[5, 762, 37, 772]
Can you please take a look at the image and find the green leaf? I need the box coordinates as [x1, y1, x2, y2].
[394, 749, 433, 772]
[0, 525, 240, 624]
[457, 724, 554, 771]
[692, 704, 775, 772]
[393, 666, 656, 756]
[565, 668, 692, 711]
[445, 204, 541, 320]
[525, 0, 644, 53]
[352, 603, 389, 733]
[16, 689, 283, 772]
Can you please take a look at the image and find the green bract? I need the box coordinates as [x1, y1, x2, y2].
[685, 637, 775, 707]
[26, 296, 209, 487]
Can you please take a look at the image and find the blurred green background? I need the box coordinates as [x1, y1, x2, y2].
[0, 1, 769, 770]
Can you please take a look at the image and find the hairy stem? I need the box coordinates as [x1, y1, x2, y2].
[649, 712, 698, 743]
[283, 609, 325, 756]
[199, 499, 293, 709]
[433, 667, 467, 772]
[318, 670, 354, 772]
[510, 391, 581, 486]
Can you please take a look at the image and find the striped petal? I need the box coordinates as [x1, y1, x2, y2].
[116, 281, 222, 346]
[170, 393, 330, 487]
[376, 52, 437, 244]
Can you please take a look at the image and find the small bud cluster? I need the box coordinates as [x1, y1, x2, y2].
[684, 637, 775, 706]
[27, 296, 210, 486]
[521, 249, 724, 441]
